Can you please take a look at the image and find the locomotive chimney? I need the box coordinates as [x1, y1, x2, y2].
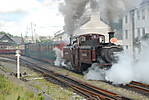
[69, 34, 73, 45]
[108, 32, 115, 43]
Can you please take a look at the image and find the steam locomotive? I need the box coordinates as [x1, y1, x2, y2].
[63, 32, 123, 72]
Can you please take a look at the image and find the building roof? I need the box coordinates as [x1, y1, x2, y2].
[0, 34, 4, 39]
[12, 37, 24, 44]
[74, 12, 111, 36]
[0, 34, 24, 45]
[54, 30, 65, 36]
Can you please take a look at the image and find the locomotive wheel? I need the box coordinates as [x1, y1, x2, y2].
[80, 63, 91, 72]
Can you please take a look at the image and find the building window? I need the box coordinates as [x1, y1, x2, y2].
[2, 40, 8, 42]
[137, 28, 140, 37]
[125, 16, 128, 23]
[126, 45, 128, 49]
[142, 9, 145, 20]
[125, 30, 128, 39]
[142, 28, 145, 36]
[137, 10, 140, 20]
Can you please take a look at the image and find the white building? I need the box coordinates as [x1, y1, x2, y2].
[122, 1, 149, 57]
[73, 0, 112, 43]
[52, 30, 69, 42]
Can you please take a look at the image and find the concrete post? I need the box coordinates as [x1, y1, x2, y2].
[16, 50, 21, 79]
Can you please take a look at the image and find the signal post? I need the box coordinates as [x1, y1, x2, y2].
[16, 50, 21, 79]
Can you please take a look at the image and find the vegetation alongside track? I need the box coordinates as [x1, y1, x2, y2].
[0, 74, 44, 100]
[0, 60, 84, 100]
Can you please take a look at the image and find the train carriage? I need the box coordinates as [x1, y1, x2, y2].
[24, 41, 64, 63]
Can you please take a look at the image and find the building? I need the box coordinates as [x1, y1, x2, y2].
[38, 36, 52, 42]
[0, 34, 15, 45]
[122, 1, 149, 57]
[74, 11, 112, 43]
[0, 34, 24, 45]
[23, 36, 34, 43]
[52, 30, 69, 42]
[0, 34, 24, 49]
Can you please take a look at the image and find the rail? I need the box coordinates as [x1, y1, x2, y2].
[127, 81, 149, 93]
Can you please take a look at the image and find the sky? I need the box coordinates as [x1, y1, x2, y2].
[0, 0, 64, 36]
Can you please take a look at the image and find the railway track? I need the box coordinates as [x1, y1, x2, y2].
[1, 55, 149, 98]
[0, 55, 131, 100]
[126, 81, 149, 95]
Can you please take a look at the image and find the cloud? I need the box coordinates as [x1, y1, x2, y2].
[0, 0, 64, 36]
[0, 0, 41, 13]
[0, 20, 23, 36]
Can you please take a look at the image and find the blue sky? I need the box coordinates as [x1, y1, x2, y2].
[0, 0, 64, 36]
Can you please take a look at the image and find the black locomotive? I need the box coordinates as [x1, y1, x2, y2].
[63, 32, 123, 72]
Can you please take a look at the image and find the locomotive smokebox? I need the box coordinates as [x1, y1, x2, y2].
[108, 32, 115, 43]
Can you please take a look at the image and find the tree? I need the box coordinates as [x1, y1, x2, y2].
[0, 31, 13, 37]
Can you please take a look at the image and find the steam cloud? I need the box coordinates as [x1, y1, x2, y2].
[59, 0, 142, 34]
[85, 39, 149, 84]
[105, 52, 134, 84]
[53, 47, 63, 66]
[84, 63, 106, 80]
[97, 0, 142, 23]
[53, 47, 73, 70]
[106, 39, 149, 84]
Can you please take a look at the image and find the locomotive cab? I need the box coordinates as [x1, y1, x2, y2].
[78, 34, 105, 46]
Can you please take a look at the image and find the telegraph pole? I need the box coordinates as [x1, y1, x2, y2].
[31, 22, 34, 43]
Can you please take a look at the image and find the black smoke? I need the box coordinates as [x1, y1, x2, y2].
[59, 0, 143, 34]
[59, 0, 90, 34]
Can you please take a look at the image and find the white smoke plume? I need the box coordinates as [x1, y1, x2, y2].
[53, 47, 73, 70]
[85, 39, 149, 85]
[84, 63, 106, 80]
[106, 40, 149, 84]
[53, 47, 63, 66]
[105, 52, 134, 85]
[133, 39, 149, 84]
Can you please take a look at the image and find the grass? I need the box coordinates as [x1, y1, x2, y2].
[0, 61, 84, 100]
[30, 79, 84, 100]
[0, 74, 44, 100]
[0, 63, 9, 72]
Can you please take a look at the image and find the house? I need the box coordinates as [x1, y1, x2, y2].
[0, 34, 15, 45]
[0, 34, 24, 49]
